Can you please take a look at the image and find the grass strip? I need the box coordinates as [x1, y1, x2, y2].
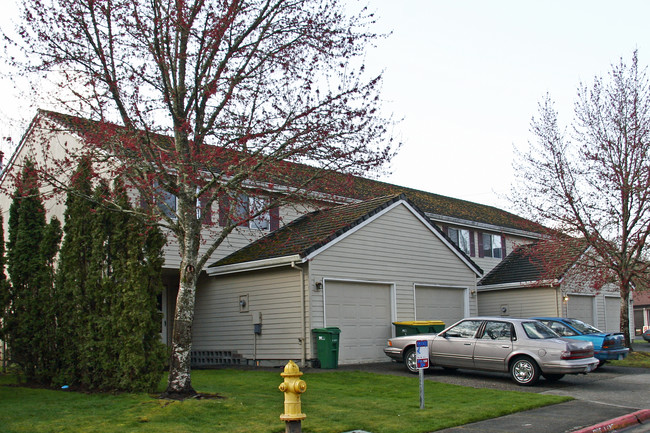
[0, 369, 570, 433]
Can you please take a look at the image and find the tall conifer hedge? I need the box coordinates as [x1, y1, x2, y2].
[2, 159, 165, 392]
[2, 160, 62, 384]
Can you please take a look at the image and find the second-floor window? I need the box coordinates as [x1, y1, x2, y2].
[481, 233, 503, 259]
[448, 227, 471, 255]
[154, 181, 177, 219]
[219, 193, 279, 231]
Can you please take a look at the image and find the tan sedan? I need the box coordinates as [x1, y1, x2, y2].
[384, 317, 599, 385]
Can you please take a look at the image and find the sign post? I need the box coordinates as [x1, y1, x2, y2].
[416, 340, 429, 409]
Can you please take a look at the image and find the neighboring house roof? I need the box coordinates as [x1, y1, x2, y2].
[478, 241, 588, 288]
[634, 291, 650, 307]
[208, 194, 483, 276]
[10, 110, 543, 238]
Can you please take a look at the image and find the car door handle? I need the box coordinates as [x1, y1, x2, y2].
[464, 343, 472, 346]
[501, 345, 510, 349]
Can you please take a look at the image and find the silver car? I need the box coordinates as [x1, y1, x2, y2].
[384, 317, 599, 385]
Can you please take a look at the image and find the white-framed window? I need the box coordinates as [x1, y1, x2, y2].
[221, 193, 275, 231]
[481, 233, 502, 258]
[448, 227, 471, 255]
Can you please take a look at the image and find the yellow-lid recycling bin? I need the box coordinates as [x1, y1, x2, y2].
[393, 321, 445, 336]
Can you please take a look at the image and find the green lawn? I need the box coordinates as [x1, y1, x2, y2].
[0, 369, 570, 433]
[610, 350, 650, 368]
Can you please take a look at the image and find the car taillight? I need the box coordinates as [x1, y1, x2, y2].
[602, 338, 622, 349]
[387, 341, 393, 347]
[561, 348, 594, 359]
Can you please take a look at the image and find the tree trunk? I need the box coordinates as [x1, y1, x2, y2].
[620, 280, 632, 349]
[163, 189, 202, 399]
[164, 266, 198, 398]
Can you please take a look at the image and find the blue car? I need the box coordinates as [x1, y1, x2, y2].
[533, 317, 628, 367]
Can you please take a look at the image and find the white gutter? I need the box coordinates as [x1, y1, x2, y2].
[206, 254, 302, 276]
[291, 262, 307, 367]
[426, 213, 543, 239]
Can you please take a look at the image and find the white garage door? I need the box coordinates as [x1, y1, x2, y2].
[568, 295, 595, 325]
[605, 297, 621, 333]
[324, 281, 392, 364]
[415, 286, 465, 328]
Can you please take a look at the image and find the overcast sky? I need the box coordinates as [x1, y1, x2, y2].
[1, 1, 649, 211]
[358, 0, 650, 210]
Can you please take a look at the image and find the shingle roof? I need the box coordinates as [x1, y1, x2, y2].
[211, 194, 481, 274]
[212, 194, 408, 267]
[37, 109, 542, 234]
[330, 176, 542, 233]
[477, 243, 546, 286]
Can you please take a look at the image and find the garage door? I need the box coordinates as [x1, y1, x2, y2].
[415, 286, 465, 327]
[605, 297, 621, 333]
[567, 295, 595, 325]
[324, 281, 392, 364]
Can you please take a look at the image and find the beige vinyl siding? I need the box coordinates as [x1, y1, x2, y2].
[309, 203, 478, 328]
[162, 202, 309, 268]
[0, 127, 85, 233]
[434, 224, 537, 276]
[477, 287, 560, 318]
[192, 267, 309, 362]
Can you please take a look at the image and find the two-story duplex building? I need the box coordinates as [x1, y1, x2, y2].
[1, 110, 621, 367]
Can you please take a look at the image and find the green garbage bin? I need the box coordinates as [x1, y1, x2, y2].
[393, 321, 445, 336]
[312, 327, 341, 369]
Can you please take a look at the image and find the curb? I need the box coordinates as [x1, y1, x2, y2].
[573, 409, 650, 433]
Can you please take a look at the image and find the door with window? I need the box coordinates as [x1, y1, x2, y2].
[472, 320, 514, 371]
[431, 319, 482, 368]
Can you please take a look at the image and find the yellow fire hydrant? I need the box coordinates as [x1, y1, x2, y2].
[279, 360, 307, 424]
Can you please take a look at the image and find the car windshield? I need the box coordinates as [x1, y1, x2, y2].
[522, 321, 559, 339]
[565, 318, 602, 334]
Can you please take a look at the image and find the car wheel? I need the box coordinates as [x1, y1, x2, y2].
[403, 347, 418, 374]
[542, 373, 565, 382]
[510, 356, 540, 386]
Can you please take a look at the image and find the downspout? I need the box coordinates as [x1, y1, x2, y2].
[291, 261, 307, 367]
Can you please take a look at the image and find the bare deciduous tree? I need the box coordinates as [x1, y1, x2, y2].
[513, 52, 650, 347]
[11, 0, 397, 397]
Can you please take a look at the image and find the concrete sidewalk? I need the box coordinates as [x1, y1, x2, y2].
[434, 400, 647, 433]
